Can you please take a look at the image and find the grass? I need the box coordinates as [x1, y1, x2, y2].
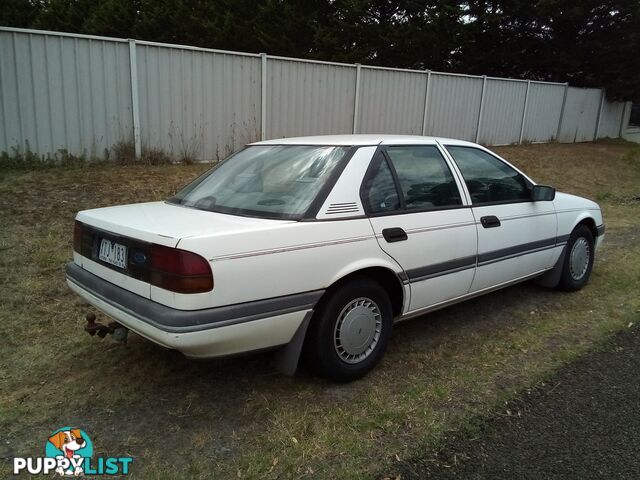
[1, 140, 639, 478]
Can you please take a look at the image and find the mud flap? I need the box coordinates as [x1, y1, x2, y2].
[272, 311, 312, 376]
[535, 245, 567, 288]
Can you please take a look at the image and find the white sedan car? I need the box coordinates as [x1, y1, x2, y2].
[67, 135, 604, 381]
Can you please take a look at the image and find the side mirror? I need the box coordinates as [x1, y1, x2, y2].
[532, 185, 556, 202]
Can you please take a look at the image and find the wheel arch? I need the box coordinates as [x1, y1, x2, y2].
[573, 215, 598, 240]
[274, 261, 406, 377]
[537, 214, 598, 289]
[323, 264, 406, 318]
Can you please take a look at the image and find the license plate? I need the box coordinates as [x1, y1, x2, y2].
[98, 238, 128, 269]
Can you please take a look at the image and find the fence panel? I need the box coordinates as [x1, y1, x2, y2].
[478, 79, 528, 145]
[597, 99, 625, 139]
[0, 29, 132, 158]
[0, 27, 630, 161]
[558, 87, 602, 143]
[136, 43, 261, 161]
[423, 73, 484, 141]
[357, 67, 427, 135]
[522, 83, 566, 143]
[265, 58, 356, 139]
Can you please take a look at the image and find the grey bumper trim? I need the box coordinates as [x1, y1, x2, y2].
[66, 262, 324, 333]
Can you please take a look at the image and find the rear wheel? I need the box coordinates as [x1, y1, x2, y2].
[558, 224, 594, 291]
[303, 276, 393, 381]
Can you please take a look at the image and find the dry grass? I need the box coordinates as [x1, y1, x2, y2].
[1, 141, 639, 479]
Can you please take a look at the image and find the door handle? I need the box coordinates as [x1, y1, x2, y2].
[382, 227, 408, 243]
[480, 215, 501, 228]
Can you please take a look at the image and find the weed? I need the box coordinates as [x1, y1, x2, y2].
[0, 142, 88, 170]
[109, 140, 137, 164]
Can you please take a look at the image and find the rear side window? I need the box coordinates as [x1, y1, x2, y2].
[363, 154, 401, 213]
[446, 146, 531, 204]
[385, 146, 462, 210]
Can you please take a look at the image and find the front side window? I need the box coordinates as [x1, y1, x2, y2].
[446, 146, 531, 204]
[168, 145, 350, 219]
[385, 146, 463, 210]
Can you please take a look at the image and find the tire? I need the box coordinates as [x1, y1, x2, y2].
[303, 276, 393, 382]
[558, 224, 595, 291]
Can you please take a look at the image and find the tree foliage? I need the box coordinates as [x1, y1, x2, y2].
[2, 0, 638, 100]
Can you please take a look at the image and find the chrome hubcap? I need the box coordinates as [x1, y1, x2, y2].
[569, 237, 590, 280]
[334, 297, 382, 364]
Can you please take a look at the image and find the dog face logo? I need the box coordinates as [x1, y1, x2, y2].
[48, 429, 85, 458]
[45, 427, 93, 477]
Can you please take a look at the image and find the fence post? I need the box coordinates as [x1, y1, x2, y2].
[519, 80, 531, 144]
[556, 82, 569, 142]
[421, 70, 431, 135]
[128, 39, 141, 159]
[353, 63, 362, 134]
[593, 89, 605, 140]
[475, 75, 487, 143]
[260, 53, 267, 141]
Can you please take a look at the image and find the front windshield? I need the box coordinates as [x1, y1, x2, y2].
[168, 145, 351, 219]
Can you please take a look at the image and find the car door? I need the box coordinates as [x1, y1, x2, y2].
[443, 144, 557, 292]
[362, 144, 478, 313]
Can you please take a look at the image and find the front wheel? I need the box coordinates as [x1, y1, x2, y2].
[303, 276, 393, 382]
[558, 224, 595, 291]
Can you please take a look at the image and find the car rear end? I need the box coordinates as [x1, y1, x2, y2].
[66, 203, 314, 359]
[66, 142, 365, 361]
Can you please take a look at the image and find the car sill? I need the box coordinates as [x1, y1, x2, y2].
[396, 268, 552, 323]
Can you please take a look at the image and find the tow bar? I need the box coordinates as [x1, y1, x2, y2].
[84, 312, 129, 343]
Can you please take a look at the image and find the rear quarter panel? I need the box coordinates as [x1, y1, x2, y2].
[165, 219, 404, 309]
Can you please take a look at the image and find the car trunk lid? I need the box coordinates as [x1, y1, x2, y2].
[76, 201, 290, 247]
[74, 201, 293, 299]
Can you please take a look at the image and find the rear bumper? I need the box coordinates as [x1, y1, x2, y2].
[66, 262, 321, 358]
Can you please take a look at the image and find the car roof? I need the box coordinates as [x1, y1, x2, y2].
[250, 134, 478, 147]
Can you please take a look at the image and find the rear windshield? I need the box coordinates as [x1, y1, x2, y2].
[168, 145, 351, 219]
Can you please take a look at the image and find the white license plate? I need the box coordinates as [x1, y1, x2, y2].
[98, 239, 128, 269]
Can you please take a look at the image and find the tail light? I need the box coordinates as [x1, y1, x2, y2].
[73, 221, 84, 253]
[150, 244, 213, 294]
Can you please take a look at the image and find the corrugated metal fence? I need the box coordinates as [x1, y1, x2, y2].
[0, 27, 629, 161]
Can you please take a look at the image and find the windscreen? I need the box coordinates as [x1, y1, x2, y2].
[168, 145, 350, 219]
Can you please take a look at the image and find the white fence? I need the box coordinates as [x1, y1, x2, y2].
[0, 26, 629, 161]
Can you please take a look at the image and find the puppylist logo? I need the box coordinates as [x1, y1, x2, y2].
[13, 427, 133, 476]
